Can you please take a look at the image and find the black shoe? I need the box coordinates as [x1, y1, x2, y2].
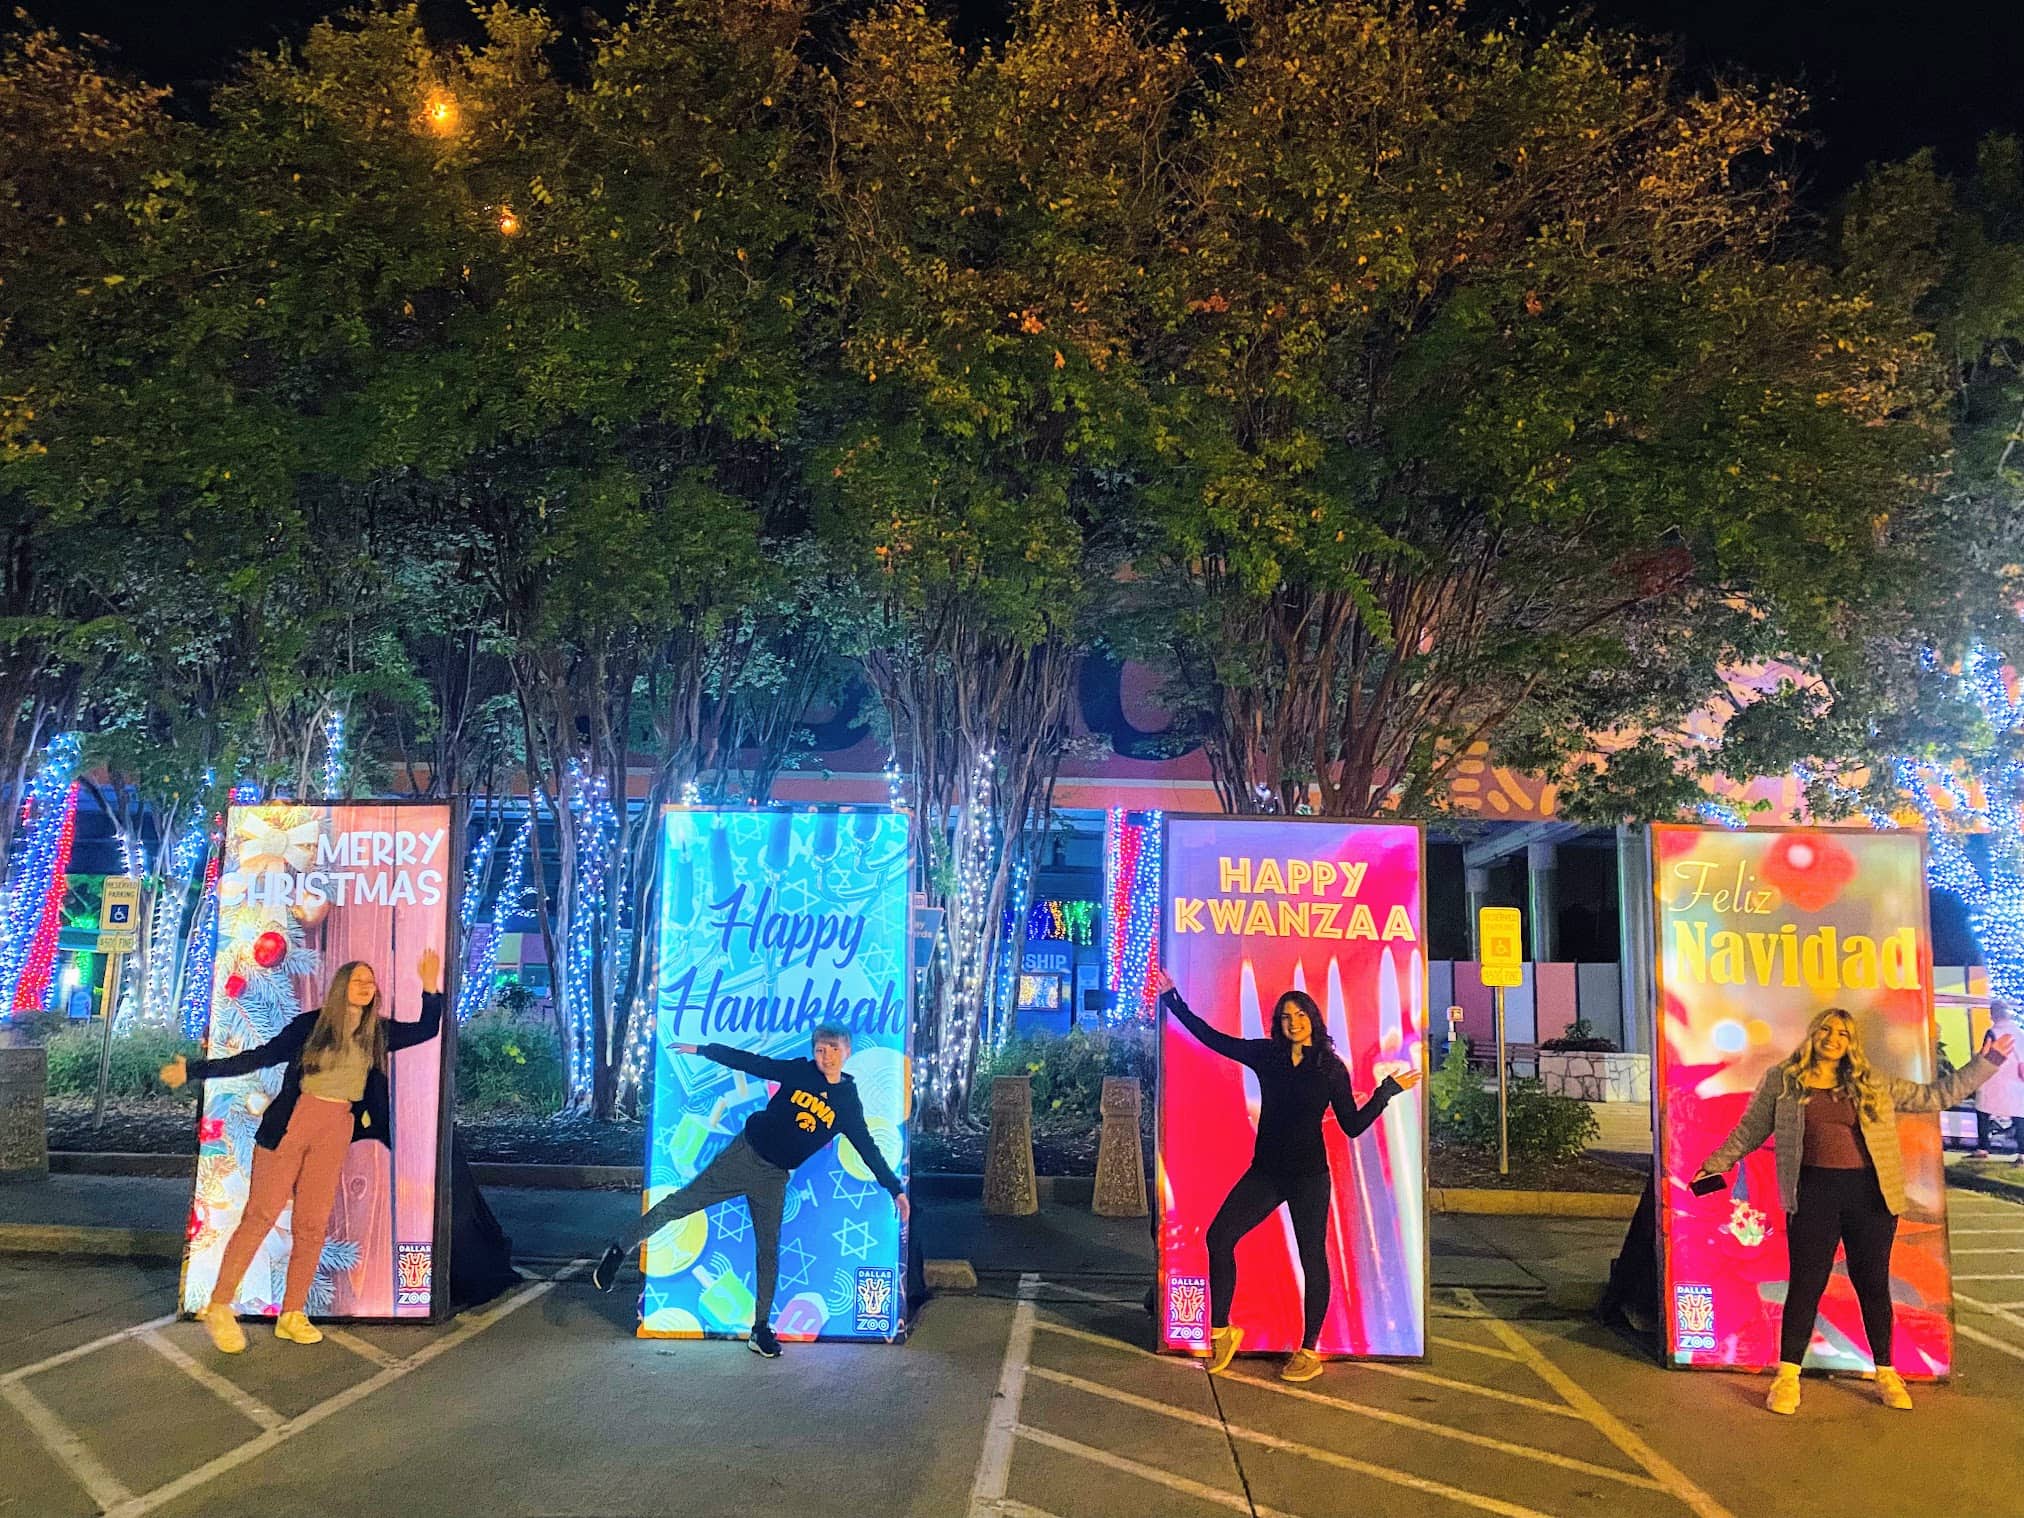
[748, 1323, 782, 1358]
[591, 1245, 625, 1293]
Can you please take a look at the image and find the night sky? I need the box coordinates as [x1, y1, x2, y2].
[16, 0, 2020, 195]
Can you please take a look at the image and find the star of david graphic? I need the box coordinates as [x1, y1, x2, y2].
[715, 1198, 751, 1244]
[833, 1216, 875, 1262]
[830, 1169, 875, 1209]
[779, 1237, 817, 1291]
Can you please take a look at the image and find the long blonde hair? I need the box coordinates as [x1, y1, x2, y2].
[301, 961, 388, 1075]
[1779, 1007, 1884, 1119]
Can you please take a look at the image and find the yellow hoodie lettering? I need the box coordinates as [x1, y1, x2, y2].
[790, 1088, 836, 1129]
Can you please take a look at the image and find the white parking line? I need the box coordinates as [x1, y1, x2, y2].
[1456, 1289, 1739, 1518]
[0, 1313, 179, 1385]
[103, 1266, 575, 1518]
[967, 1272, 1038, 1518]
[1957, 1321, 2024, 1366]
[1025, 1368, 1562, 1518]
[323, 1327, 402, 1370]
[1954, 1273, 2024, 1281]
[1430, 1333, 1521, 1363]
[0, 1377, 132, 1510]
[139, 1329, 284, 1433]
[1014, 1424, 1279, 1517]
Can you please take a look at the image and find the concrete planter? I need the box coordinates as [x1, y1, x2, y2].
[0, 1044, 49, 1176]
[1538, 1049, 1650, 1103]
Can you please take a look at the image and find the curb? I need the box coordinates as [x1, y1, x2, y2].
[0, 1223, 183, 1260]
[1431, 1188, 1640, 1218]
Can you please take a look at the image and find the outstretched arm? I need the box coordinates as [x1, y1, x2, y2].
[678, 1042, 804, 1083]
[1697, 1068, 1781, 1177]
[1152, 969, 1265, 1068]
[1328, 1059, 1408, 1139]
[837, 1100, 909, 1223]
[175, 1015, 313, 1083]
[1888, 1035, 2013, 1113]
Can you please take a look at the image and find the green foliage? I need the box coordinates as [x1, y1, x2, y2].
[42, 1025, 198, 1101]
[1429, 1041, 1601, 1163]
[1540, 1019, 1620, 1053]
[455, 1012, 566, 1114]
[971, 1027, 1154, 1130]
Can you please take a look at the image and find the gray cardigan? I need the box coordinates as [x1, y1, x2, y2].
[1699, 1049, 2001, 1215]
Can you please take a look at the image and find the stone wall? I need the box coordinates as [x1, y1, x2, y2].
[1539, 1050, 1650, 1104]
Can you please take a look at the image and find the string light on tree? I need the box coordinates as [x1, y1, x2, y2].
[457, 820, 530, 1023]
[560, 762, 619, 1100]
[0, 733, 83, 1015]
[321, 709, 347, 799]
[992, 850, 1031, 1049]
[1900, 640, 2024, 1002]
[931, 752, 997, 1111]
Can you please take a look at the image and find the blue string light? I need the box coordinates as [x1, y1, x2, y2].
[321, 710, 347, 799]
[457, 820, 531, 1023]
[1113, 810, 1163, 1025]
[560, 764, 617, 1100]
[0, 733, 83, 1015]
[1901, 639, 2024, 1003]
[993, 850, 1031, 1048]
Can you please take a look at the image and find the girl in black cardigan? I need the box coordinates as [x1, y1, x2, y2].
[162, 949, 443, 1352]
[1155, 967, 1420, 1382]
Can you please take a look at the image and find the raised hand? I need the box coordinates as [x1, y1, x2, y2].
[674, 1043, 699, 1055]
[1393, 1068, 1425, 1092]
[1149, 967, 1175, 998]
[159, 1056, 188, 1090]
[418, 946, 443, 994]
[1993, 1032, 2016, 1060]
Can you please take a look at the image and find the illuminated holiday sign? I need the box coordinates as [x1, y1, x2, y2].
[183, 802, 455, 1321]
[641, 808, 912, 1343]
[1652, 825, 1955, 1373]
[1157, 817, 1428, 1359]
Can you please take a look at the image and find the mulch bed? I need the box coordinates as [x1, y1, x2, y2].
[45, 1098, 1648, 1192]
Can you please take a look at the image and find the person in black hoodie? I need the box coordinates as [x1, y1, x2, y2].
[161, 949, 444, 1354]
[1154, 966, 1419, 1383]
[592, 1024, 909, 1358]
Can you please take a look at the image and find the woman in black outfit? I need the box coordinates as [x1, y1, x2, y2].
[1154, 967, 1420, 1382]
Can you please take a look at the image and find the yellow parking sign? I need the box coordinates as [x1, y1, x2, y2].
[1478, 906, 1523, 987]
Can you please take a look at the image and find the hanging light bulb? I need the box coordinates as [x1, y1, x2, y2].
[424, 93, 461, 136]
[497, 206, 521, 237]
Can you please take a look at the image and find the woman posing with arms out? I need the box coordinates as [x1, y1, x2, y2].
[1153, 966, 1421, 1383]
[162, 949, 445, 1353]
[1696, 1006, 2013, 1414]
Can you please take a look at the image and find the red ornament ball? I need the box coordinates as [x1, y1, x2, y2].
[224, 973, 247, 1000]
[252, 931, 287, 969]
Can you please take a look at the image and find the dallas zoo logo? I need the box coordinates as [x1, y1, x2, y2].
[1674, 1283, 1717, 1352]
[855, 1268, 896, 1334]
[1168, 1276, 1209, 1343]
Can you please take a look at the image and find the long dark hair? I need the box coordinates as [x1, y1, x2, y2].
[1269, 989, 1336, 1067]
[301, 960, 389, 1075]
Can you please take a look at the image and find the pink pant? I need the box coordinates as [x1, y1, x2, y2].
[210, 1096, 353, 1314]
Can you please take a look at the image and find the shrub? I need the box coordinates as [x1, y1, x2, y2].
[1429, 1040, 1600, 1162]
[1540, 1018, 1621, 1054]
[970, 1026, 1154, 1129]
[42, 1024, 198, 1101]
[455, 1013, 566, 1114]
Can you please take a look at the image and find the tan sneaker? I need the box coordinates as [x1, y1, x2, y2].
[195, 1303, 246, 1355]
[1280, 1348, 1324, 1383]
[1205, 1326, 1243, 1375]
[1765, 1365, 1801, 1415]
[274, 1311, 323, 1345]
[1873, 1368, 1913, 1411]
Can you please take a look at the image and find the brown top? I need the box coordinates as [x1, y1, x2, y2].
[1800, 1093, 1869, 1169]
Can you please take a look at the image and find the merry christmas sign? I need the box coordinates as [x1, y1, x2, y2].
[1157, 817, 1428, 1359]
[181, 802, 455, 1321]
[639, 808, 911, 1343]
[1652, 825, 1954, 1373]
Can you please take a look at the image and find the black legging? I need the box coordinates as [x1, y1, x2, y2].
[1207, 1166, 1333, 1350]
[1780, 1166, 1899, 1367]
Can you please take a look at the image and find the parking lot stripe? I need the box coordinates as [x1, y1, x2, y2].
[104, 1265, 572, 1518]
[1, 1313, 179, 1386]
[1, 1377, 134, 1510]
[979, 1500, 1070, 1518]
[139, 1329, 284, 1432]
[1429, 1334, 1521, 1363]
[323, 1328, 402, 1370]
[1457, 1291, 1738, 1518]
[1025, 1374, 1565, 1518]
[1215, 1369, 1665, 1491]
[1956, 1321, 2024, 1366]
[1953, 1247, 2024, 1253]
[968, 1273, 1039, 1518]
[1953, 1273, 2024, 1280]
[1014, 1424, 1272, 1516]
